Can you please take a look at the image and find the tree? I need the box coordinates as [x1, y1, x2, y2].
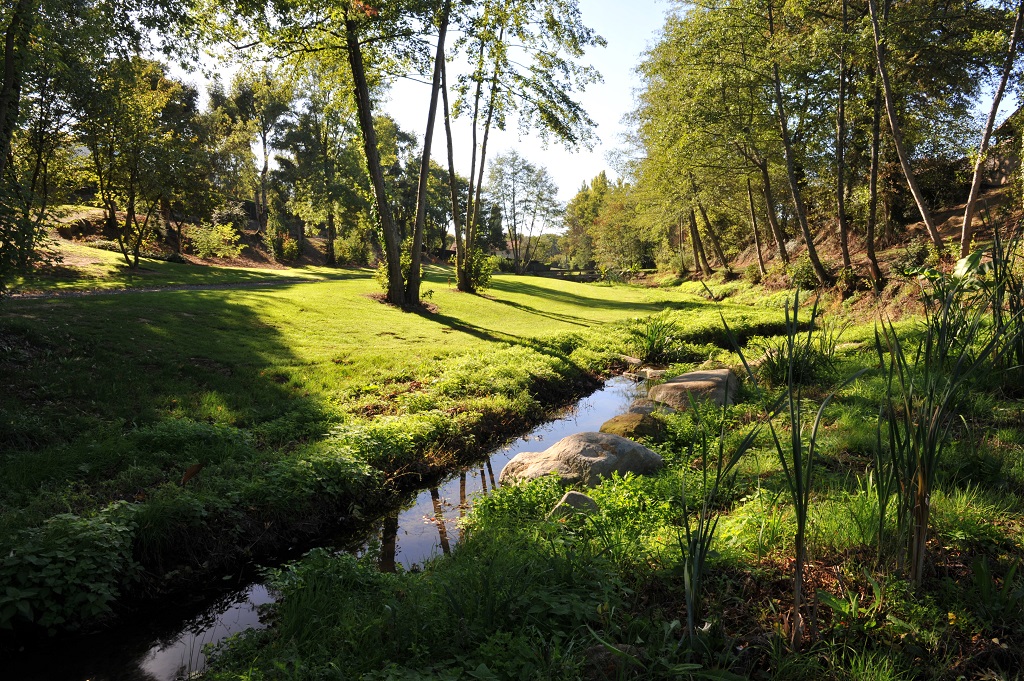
[562, 172, 607, 269]
[228, 67, 293, 234]
[445, 0, 604, 292]
[488, 150, 560, 274]
[75, 58, 194, 267]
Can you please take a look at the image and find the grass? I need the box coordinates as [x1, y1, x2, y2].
[192, 270, 1024, 679]
[0, 259, 788, 634]
[8, 238, 349, 293]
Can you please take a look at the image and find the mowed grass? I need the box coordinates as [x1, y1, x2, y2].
[0, 261, 788, 633]
[7, 239, 345, 293]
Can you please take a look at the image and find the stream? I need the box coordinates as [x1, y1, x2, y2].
[9, 375, 646, 681]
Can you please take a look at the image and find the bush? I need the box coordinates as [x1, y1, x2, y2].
[280, 235, 300, 262]
[335, 231, 370, 266]
[892, 240, 930, 277]
[211, 202, 250, 232]
[788, 255, 821, 290]
[743, 262, 763, 285]
[188, 222, 244, 259]
[0, 504, 138, 631]
[625, 310, 679, 364]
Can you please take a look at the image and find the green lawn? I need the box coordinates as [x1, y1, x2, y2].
[7, 239, 344, 294]
[0, 261, 787, 634]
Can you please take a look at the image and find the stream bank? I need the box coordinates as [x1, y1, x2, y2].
[7, 375, 646, 681]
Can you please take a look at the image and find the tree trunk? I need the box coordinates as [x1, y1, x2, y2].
[767, 0, 829, 285]
[835, 0, 852, 270]
[961, 0, 1024, 257]
[406, 0, 450, 304]
[677, 214, 688, 275]
[345, 16, 404, 306]
[689, 208, 713, 276]
[867, 84, 883, 287]
[867, 0, 943, 250]
[441, 62, 468, 291]
[0, 0, 32, 181]
[759, 161, 789, 263]
[689, 174, 728, 268]
[325, 208, 336, 266]
[695, 195, 728, 270]
[748, 179, 766, 276]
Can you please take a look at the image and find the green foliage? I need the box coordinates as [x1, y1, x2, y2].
[280, 235, 300, 262]
[788, 255, 822, 290]
[875, 249, 1006, 586]
[188, 222, 244, 259]
[0, 504, 138, 632]
[755, 310, 846, 387]
[743, 263, 763, 285]
[625, 310, 679, 364]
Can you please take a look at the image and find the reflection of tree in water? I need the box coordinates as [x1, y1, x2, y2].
[429, 488, 451, 556]
[379, 512, 399, 573]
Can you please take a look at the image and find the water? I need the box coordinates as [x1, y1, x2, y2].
[9, 375, 646, 681]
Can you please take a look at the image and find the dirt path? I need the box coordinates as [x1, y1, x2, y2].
[5, 278, 324, 301]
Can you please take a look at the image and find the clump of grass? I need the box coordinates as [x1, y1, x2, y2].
[624, 310, 679, 364]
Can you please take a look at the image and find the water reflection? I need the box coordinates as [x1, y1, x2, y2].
[14, 376, 645, 681]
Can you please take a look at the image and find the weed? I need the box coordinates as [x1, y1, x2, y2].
[625, 310, 680, 364]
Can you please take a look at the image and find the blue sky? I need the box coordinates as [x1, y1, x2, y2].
[384, 0, 672, 203]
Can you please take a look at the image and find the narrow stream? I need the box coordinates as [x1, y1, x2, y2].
[9, 376, 646, 681]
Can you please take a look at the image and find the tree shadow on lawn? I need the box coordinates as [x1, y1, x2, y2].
[488, 277, 696, 315]
[0, 289, 332, 499]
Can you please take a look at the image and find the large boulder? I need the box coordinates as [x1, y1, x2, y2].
[647, 368, 738, 410]
[599, 413, 665, 441]
[499, 432, 664, 488]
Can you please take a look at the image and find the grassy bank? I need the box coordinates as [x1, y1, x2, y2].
[0, 260, 787, 636]
[200, 277, 1024, 680]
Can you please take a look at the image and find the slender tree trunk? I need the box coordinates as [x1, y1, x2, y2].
[867, 84, 883, 287]
[258, 137, 269, 233]
[759, 162, 789, 263]
[748, 179, 766, 276]
[689, 173, 729, 268]
[767, 0, 829, 285]
[695, 195, 729, 269]
[469, 60, 501, 254]
[441, 62, 468, 291]
[325, 209, 336, 266]
[677, 214, 688, 275]
[689, 208, 713, 276]
[835, 0, 852, 270]
[345, 16, 404, 306]
[459, 43, 486, 292]
[867, 0, 943, 249]
[961, 0, 1024, 256]
[406, 0, 451, 304]
[0, 0, 32, 180]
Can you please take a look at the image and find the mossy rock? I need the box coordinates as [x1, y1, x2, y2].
[599, 412, 665, 441]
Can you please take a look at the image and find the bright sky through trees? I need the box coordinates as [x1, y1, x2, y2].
[384, 0, 669, 203]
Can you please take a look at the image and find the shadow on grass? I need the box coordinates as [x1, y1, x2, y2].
[0, 288, 329, 501]
[488, 277, 694, 314]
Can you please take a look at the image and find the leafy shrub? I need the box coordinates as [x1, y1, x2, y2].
[788, 255, 821, 289]
[762, 261, 789, 289]
[188, 222, 244, 259]
[335, 231, 371, 266]
[624, 310, 679, 364]
[892, 240, 931, 277]
[280, 235, 300, 262]
[756, 326, 840, 387]
[743, 262, 763, 285]
[0, 504, 138, 631]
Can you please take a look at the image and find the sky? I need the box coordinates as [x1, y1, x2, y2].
[382, 0, 673, 203]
